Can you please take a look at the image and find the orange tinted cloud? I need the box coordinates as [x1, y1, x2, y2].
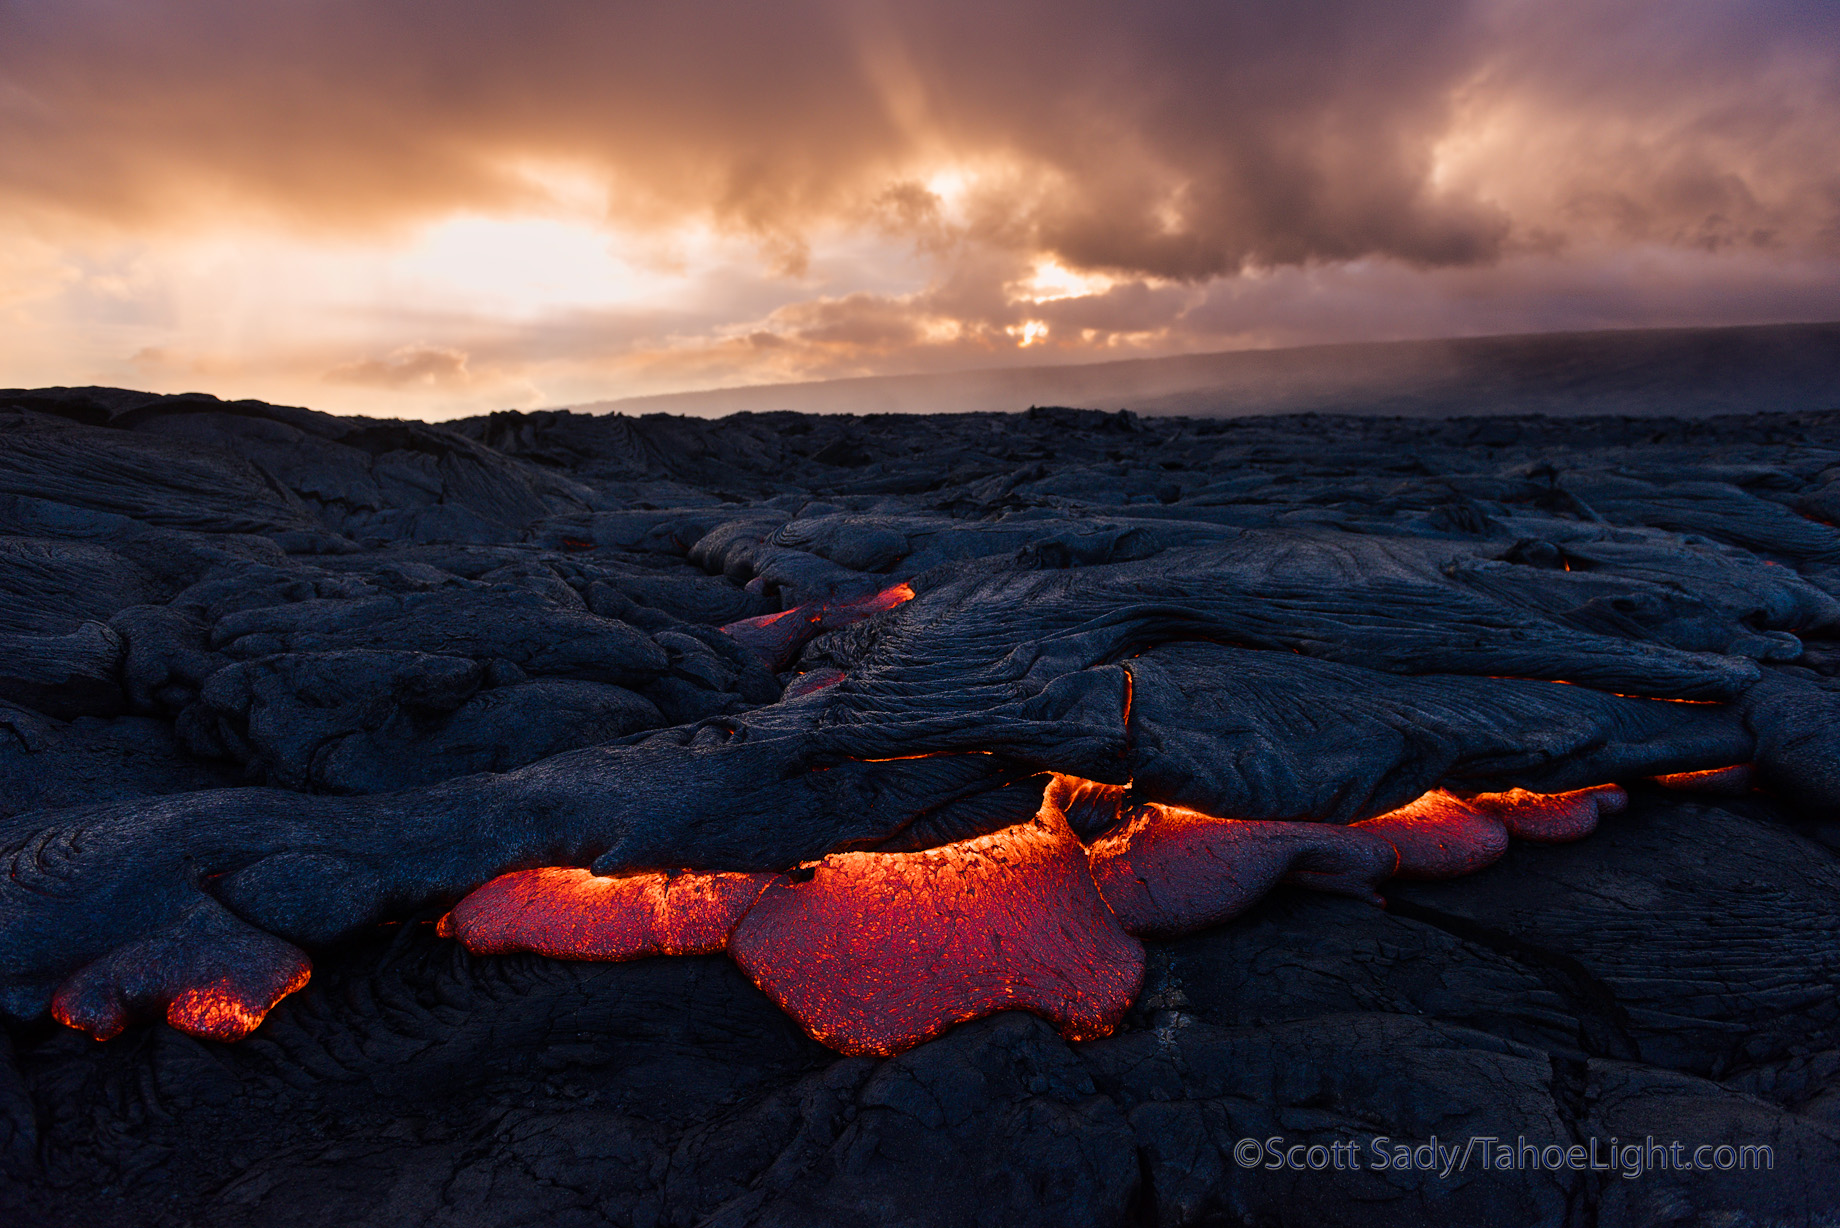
[1, 1, 1836, 415]
[13, 0, 1835, 273]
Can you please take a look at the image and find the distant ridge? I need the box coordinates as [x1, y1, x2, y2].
[574, 322, 1840, 420]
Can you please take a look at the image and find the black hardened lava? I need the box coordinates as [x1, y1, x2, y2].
[2, 386, 1839, 1226]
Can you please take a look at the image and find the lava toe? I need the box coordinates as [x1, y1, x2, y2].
[1470, 783, 1627, 843]
[50, 897, 311, 1042]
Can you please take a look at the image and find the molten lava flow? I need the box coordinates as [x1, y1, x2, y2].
[165, 966, 313, 1042]
[721, 582, 916, 671]
[51, 928, 313, 1043]
[726, 805, 1144, 1057]
[1468, 784, 1627, 842]
[850, 581, 917, 616]
[1350, 791, 1512, 879]
[1086, 803, 1396, 937]
[1350, 783, 1626, 877]
[1651, 764, 1753, 794]
[441, 866, 773, 960]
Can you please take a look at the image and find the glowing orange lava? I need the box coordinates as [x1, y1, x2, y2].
[852, 581, 917, 615]
[1349, 783, 1624, 877]
[1469, 784, 1627, 842]
[1351, 790, 1512, 878]
[726, 804, 1144, 1056]
[165, 966, 313, 1042]
[49, 991, 120, 1041]
[441, 866, 773, 960]
[52, 941, 312, 1043]
[1650, 764, 1753, 793]
[36, 701, 1734, 1054]
[1086, 802, 1395, 936]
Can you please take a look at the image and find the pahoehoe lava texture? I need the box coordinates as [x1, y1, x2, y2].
[3, 385, 1840, 1225]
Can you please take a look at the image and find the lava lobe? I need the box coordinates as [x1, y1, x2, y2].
[442, 866, 774, 960]
[51, 899, 314, 1043]
[727, 803, 1145, 1056]
[1351, 784, 1628, 878]
[1086, 802, 1398, 935]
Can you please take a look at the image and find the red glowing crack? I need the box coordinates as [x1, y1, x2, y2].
[727, 805, 1145, 1056]
[1651, 763, 1753, 794]
[440, 866, 772, 960]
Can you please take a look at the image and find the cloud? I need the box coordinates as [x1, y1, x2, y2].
[325, 344, 472, 388]
[7, 0, 1833, 275]
[0, 1, 1835, 414]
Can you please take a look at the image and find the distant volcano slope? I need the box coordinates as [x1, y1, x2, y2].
[583, 321, 1840, 420]
[1, 386, 1838, 1227]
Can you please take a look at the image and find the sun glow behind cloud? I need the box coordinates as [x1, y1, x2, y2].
[1011, 259, 1118, 305]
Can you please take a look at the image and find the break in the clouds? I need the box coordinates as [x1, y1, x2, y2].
[1, 0, 1837, 417]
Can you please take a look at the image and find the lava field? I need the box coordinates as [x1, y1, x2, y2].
[2, 386, 1838, 1226]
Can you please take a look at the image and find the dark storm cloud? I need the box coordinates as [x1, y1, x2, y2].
[6, 0, 1833, 280]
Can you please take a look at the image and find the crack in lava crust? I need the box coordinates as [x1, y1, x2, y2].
[1652, 763, 1755, 794]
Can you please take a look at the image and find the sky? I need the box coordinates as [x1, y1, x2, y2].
[2, 0, 1838, 420]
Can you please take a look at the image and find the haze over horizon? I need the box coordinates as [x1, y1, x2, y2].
[3, 1, 1838, 420]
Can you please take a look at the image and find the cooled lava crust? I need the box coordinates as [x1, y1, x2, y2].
[2, 387, 1840, 1226]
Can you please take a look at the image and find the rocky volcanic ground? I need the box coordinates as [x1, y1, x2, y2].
[2, 386, 1839, 1227]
